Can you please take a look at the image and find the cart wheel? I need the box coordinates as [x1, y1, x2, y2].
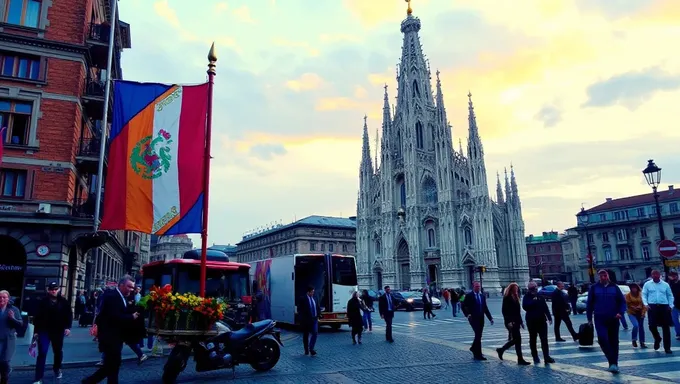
[162, 345, 189, 384]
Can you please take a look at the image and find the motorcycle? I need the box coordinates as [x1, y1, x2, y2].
[162, 319, 283, 383]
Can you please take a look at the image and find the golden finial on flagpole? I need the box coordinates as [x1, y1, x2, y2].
[405, 0, 412, 15]
[207, 42, 217, 75]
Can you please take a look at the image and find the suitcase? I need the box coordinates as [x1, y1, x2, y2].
[578, 323, 594, 346]
[79, 311, 94, 327]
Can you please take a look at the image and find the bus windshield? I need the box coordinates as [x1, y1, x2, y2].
[177, 267, 249, 302]
[332, 256, 357, 286]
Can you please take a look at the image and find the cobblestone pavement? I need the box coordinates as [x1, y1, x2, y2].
[8, 299, 678, 383]
[370, 298, 680, 383]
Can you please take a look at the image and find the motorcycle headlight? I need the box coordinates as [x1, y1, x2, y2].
[406, 298, 414, 303]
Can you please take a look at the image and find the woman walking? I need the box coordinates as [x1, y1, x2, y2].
[347, 291, 366, 344]
[360, 290, 374, 332]
[496, 283, 530, 365]
[0, 290, 23, 384]
[625, 283, 647, 348]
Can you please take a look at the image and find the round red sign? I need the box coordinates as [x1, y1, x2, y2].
[658, 239, 678, 258]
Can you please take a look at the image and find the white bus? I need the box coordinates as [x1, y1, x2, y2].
[250, 253, 358, 329]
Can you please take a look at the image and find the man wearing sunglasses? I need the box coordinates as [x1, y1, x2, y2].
[32, 282, 72, 384]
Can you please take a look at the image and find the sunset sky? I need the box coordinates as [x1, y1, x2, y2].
[119, 0, 680, 246]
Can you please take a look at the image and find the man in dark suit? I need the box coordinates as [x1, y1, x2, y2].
[378, 285, 397, 342]
[82, 276, 139, 384]
[462, 281, 494, 360]
[297, 285, 321, 356]
[552, 281, 578, 342]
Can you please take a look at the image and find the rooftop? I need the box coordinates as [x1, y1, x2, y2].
[238, 215, 357, 244]
[583, 185, 679, 214]
[526, 231, 560, 244]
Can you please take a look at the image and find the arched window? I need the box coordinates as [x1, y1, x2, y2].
[413, 80, 420, 97]
[416, 121, 423, 149]
[464, 227, 473, 245]
[375, 239, 381, 254]
[396, 131, 402, 156]
[422, 177, 437, 205]
[400, 182, 406, 206]
[427, 228, 435, 247]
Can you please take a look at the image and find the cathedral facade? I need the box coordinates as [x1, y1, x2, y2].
[355, 11, 529, 294]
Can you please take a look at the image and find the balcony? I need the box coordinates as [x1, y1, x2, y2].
[76, 137, 108, 174]
[72, 197, 97, 219]
[82, 77, 108, 120]
[85, 22, 132, 68]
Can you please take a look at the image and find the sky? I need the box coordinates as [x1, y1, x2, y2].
[118, 0, 680, 246]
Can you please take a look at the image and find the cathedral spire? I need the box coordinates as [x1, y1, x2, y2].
[381, 84, 391, 161]
[504, 167, 512, 203]
[458, 138, 464, 155]
[496, 171, 504, 204]
[467, 91, 479, 138]
[396, 6, 434, 112]
[511, 163, 521, 208]
[361, 115, 373, 176]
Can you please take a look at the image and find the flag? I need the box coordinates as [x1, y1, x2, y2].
[0, 127, 6, 167]
[100, 81, 209, 235]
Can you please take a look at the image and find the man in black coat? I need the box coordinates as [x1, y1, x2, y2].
[296, 286, 321, 356]
[32, 281, 72, 382]
[82, 276, 139, 384]
[378, 285, 397, 342]
[552, 281, 578, 342]
[462, 281, 494, 360]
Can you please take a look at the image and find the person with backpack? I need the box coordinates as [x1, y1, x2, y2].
[586, 270, 626, 374]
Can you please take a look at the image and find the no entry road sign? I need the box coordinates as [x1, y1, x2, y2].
[658, 239, 678, 258]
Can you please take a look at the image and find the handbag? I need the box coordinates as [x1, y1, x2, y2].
[28, 335, 38, 358]
[89, 323, 98, 337]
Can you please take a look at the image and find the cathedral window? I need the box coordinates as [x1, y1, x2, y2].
[422, 177, 437, 205]
[400, 182, 406, 206]
[464, 227, 473, 246]
[375, 239, 381, 254]
[427, 228, 435, 247]
[416, 121, 423, 149]
[413, 80, 420, 98]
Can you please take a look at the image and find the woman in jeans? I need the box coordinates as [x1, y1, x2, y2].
[360, 290, 373, 332]
[625, 283, 647, 348]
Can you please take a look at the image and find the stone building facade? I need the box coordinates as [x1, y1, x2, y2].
[149, 235, 194, 262]
[236, 216, 356, 263]
[355, 10, 528, 294]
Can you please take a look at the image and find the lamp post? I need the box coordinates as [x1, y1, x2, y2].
[577, 207, 595, 283]
[642, 159, 670, 278]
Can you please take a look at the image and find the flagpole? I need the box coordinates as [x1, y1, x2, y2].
[93, 0, 118, 231]
[199, 43, 217, 297]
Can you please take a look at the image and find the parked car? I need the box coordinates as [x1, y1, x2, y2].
[575, 285, 630, 314]
[537, 285, 568, 301]
[390, 291, 441, 311]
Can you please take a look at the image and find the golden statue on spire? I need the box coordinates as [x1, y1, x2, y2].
[405, 0, 412, 15]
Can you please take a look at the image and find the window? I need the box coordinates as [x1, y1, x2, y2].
[587, 233, 594, 244]
[0, 53, 41, 80]
[422, 177, 437, 205]
[415, 121, 423, 149]
[328, 243, 334, 252]
[399, 181, 406, 206]
[614, 211, 622, 220]
[342, 243, 347, 252]
[600, 214, 606, 221]
[637, 207, 645, 217]
[618, 248, 631, 261]
[0, 99, 32, 146]
[4, 0, 41, 28]
[604, 248, 612, 262]
[310, 241, 316, 251]
[642, 245, 651, 261]
[674, 223, 680, 235]
[616, 229, 627, 241]
[375, 240, 381, 254]
[464, 227, 472, 246]
[671, 203, 679, 213]
[320, 243, 325, 251]
[602, 232, 609, 242]
[0, 169, 27, 198]
[640, 227, 647, 238]
[427, 228, 435, 247]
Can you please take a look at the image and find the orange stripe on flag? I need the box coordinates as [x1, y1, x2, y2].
[155, 214, 181, 235]
[125, 85, 180, 233]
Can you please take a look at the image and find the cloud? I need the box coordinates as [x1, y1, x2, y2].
[232, 5, 256, 23]
[534, 105, 562, 128]
[583, 68, 680, 110]
[272, 38, 319, 57]
[248, 144, 287, 160]
[285, 73, 324, 92]
[153, 0, 180, 28]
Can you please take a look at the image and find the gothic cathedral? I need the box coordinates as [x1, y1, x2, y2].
[355, 11, 529, 294]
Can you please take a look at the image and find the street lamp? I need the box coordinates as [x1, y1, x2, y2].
[642, 159, 670, 278]
[577, 207, 595, 283]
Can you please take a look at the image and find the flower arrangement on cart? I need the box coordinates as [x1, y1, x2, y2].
[139, 284, 228, 335]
